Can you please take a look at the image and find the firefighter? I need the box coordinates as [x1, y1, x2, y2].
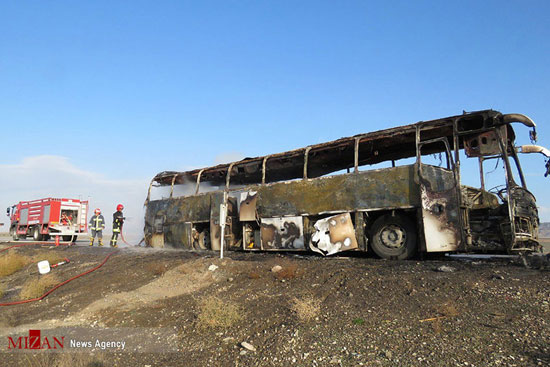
[89, 208, 105, 246]
[110, 204, 125, 248]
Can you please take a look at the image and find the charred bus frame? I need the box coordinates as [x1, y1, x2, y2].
[144, 110, 549, 259]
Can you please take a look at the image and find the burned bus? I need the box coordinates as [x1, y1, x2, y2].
[144, 110, 549, 259]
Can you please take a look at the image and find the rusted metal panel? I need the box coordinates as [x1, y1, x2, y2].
[145, 195, 211, 225]
[464, 131, 500, 157]
[260, 216, 305, 250]
[144, 193, 217, 248]
[418, 165, 460, 252]
[256, 165, 419, 217]
[310, 213, 358, 255]
[239, 191, 257, 221]
[150, 233, 164, 248]
[209, 193, 224, 251]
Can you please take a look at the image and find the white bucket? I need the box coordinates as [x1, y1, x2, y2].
[37, 260, 51, 275]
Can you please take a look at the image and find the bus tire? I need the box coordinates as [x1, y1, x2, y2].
[33, 226, 43, 241]
[369, 214, 417, 260]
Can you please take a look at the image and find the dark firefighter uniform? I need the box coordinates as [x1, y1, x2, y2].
[110, 207, 124, 247]
[89, 212, 105, 246]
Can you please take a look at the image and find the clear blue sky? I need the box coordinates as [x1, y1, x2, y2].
[1, 1, 549, 222]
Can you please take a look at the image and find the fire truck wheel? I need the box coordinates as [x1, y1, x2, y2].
[10, 227, 20, 241]
[369, 214, 417, 260]
[33, 227, 44, 241]
[62, 235, 77, 242]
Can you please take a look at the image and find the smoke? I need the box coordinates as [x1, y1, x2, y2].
[149, 177, 228, 201]
[213, 152, 245, 165]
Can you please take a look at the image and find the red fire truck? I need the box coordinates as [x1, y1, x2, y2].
[6, 198, 89, 241]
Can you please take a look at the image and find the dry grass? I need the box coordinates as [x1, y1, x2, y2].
[20, 274, 60, 300]
[290, 295, 322, 322]
[274, 263, 299, 280]
[24, 354, 57, 367]
[431, 318, 443, 333]
[25, 353, 104, 367]
[428, 300, 461, 333]
[437, 301, 460, 317]
[31, 251, 65, 266]
[197, 296, 242, 329]
[56, 352, 105, 367]
[0, 251, 30, 277]
[145, 261, 169, 276]
[0, 283, 5, 299]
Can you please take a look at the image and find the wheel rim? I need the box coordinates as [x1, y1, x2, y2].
[379, 224, 406, 249]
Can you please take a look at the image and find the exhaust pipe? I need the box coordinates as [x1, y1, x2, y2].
[501, 113, 536, 128]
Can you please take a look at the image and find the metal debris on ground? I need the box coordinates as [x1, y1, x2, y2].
[208, 264, 218, 271]
[240, 341, 256, 352]
[271, 265, 282, 273]
[435, 265, 456, 273]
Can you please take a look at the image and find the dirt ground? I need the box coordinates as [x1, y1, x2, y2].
[0, 237, 549, 367]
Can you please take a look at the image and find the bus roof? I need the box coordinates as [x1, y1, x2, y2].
[152, 109, 534, 186]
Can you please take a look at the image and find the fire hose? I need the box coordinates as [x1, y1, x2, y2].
[0, 241, 72, 253]
[119, 223, 132, 246]
[119, 223, 145, 247]
[0, 242, 118, 306]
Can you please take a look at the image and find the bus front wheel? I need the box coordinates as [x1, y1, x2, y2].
[369, 214, 417, 260]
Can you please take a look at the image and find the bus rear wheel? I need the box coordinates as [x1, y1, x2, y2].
[370, 214, 417, 260]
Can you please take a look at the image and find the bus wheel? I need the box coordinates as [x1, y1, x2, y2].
[33, 227, 43, 241]
[370, 214, 417, 260]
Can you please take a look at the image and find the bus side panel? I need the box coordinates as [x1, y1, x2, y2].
[418, 165, 461, 252]
[256, 165, 419, 217]
[145, 194, 213, 248]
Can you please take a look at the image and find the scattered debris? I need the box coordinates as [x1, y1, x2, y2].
[240, 341, 256, 352]
[419, 316, 447, 323]
[37, 260, 51, 274]
[435, 265, 456, 273]
[330, 356, 341, 364]
[208, 264, 218, 272]
[271, 265, 282, 273]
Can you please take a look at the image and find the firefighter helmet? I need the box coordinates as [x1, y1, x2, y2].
[94, 208, 101, 215]
[117, 204, 124, 211]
